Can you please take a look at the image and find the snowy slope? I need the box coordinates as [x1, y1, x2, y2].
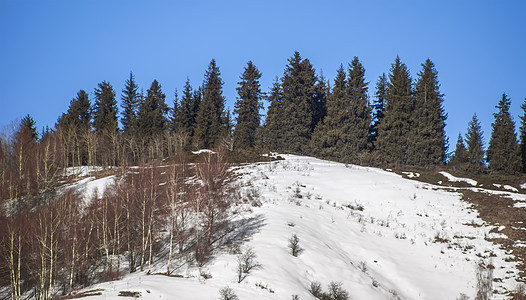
[75, 155, 520, 300]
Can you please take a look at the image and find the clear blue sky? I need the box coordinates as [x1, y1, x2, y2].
[1, 0, 525, 150]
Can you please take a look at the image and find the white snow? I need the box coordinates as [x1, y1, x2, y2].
[439, 171, 478, 186]
[521, 183, 526, 190]
[61, 175, 116, 206]
[191, 149, 216, 155]
[402, 171, 420, 178]
[64, 166, 104, 177]
[493, 184, 520, 193]
[75, 155, 519, 300]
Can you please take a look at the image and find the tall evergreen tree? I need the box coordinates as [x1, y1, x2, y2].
[465, 114, 485, 174]
[176, 78, 197, 137]
[312, 71, 328, 132]
[93, 81, 118, 134]
[20, 114, 39, 142]
[487, 93, 520, 173]
[170, 89, 180, 133]
[449, 133, 468, 170]
[194, 59, 227, 149]
[376, 56, 413, 167]
[262, 77, 284, 151]
[406, 59, 448, 166]
[57, 90, 92, 165]
[280, 51, 316, 153]
[137, 79, 168, 138]
[370, 73, 388, 148]
[520, 97, 526, 172]
[346, 57, 371, 157]
[121, 72, 139, 135]
[233, 61, 263, 150]
[59, 90, 92, 131]
[310, 65, 349, 160]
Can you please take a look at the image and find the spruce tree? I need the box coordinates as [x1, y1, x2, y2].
[280, 51, 316, 153]
[233, 61, 263, 150]
[310, 65, 348, 160]
[57, 90, 92, 165]
[376, 56, 413, 167]
[170, 89, 180, 133]
[177, 78, 197, 137]
[121, 71, 139, 136]
[312, 72, 328, 132]
[406, 59, 447, 166]
[93, 81, 118, 134]
[520, 97, 526, 172]
[262, 77, 284, 151]
[370, 73, 387, 148]
[20, 114, 39, 142]
[487, 93, 520, 173]
[194, 59, 227, 149]
[465, 114, 485, 174]
[137, 79, 168, 138]
[449, 133, 468, 170]
[347, 57, 371, 158]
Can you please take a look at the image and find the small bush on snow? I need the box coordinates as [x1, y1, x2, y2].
[237, 247, 261, 283]
[475, 260, 493, 300]
[288, 234, 302, 256]
[456, 293, 470, 300]
[308, 281, 323, 298]
[309, 281, 350, 300]
[218, 287, 239, 300]
[511, 284, 526, 300]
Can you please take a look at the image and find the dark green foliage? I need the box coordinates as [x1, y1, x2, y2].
[137, 79, 168, 138]
[262, 78, 284, 150]
[233, 61, 263, 150]
[376, 56, 413, 167]
[20, 114, 38, 142]
[487, 93, 520, 173]
[93, 81, 118, 134]
[121, 71, 139, 135]
[194, 59, 227, 149]
[58, 90, 92, 131]
[170, 89, 180, 133]
[406, 59, 448, 166]
[520, 98, 526, 172]
[465, 114, 485, 174]
[312, 72, 328, 132]
[449, 133, 468, 170]
[370, 73, 387, 148]
[310, 65, 349, 160]
[346, 57, 371, 157]
[176, 78, 200, 138]
[279, 51, 316, 153]
[56, 90, 92, 165]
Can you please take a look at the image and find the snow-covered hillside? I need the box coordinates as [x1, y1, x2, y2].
[73, 155, 520, 300]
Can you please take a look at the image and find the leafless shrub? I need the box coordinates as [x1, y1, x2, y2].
[475, 260, 493, 300]
[118, 290, 141, 298]
[237, 247, 261, 283]
[511, 284, 526, 300]
[326, 281, 350, 300]
[358, 261, 367, 273]
[457, 293, 470, 300]
[309, 281, 323, 298]
[309, 281, 350, 300]
[218, 287, 239, 300]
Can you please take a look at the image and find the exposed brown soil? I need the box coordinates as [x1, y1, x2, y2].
[459, 189, 526, 281]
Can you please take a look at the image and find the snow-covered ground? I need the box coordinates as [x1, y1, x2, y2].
[75, 155, 520, 299]
[438, 171, 478, 186]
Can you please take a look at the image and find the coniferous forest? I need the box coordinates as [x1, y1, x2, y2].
[1, 52, 526, 299]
